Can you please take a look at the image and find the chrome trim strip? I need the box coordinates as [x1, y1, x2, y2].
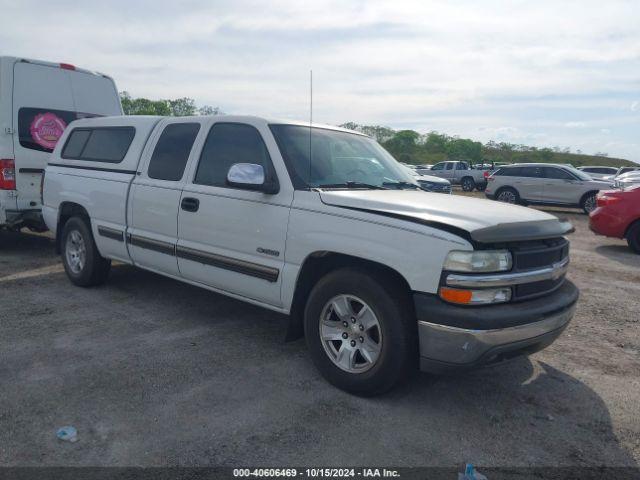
[176, 245, 279, 283]
[98, 226, 124, 242]
[127, 234, 176, 256]
[446, 257, 569, 288]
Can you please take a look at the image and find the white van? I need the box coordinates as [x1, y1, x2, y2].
[0, 56, 122, 231]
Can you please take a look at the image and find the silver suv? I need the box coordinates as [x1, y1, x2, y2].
[485, 163, 614, 213]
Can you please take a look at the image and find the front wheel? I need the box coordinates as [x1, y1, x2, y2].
[461, 177, 476, 192]
[61, 217, 111, 287]
[304, 268, 416, 396]
[627, 221, 640, 254]
[581, 192, 597, 214]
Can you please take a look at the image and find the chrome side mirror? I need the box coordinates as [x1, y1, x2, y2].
[226, 163, 279, 194]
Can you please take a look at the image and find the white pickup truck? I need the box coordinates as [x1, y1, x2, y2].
[43, 115, 579, 395]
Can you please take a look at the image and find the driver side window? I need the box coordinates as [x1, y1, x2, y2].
[431, 162, 445, 171]
[194, 123, 274, 188]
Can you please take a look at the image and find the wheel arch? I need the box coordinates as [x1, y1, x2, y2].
[55, 202, 91, 253]
[284, 251, 414, 342]
[494, 185, 520, 199]
[580, 190, 599, 207]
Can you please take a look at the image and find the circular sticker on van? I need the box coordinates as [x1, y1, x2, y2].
[30, 112, 67, 150]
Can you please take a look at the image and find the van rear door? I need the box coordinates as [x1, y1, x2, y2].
[12, 61, 121, 213]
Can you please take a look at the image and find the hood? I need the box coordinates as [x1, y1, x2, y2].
[319, 190, 573, 244]
[589, 179, 616, 188]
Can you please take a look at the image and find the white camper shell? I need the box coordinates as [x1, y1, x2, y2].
[0, 56, 122, 230]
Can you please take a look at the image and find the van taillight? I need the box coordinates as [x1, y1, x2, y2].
[40, 169, 46, 204]
[483, 171, 489, 179]
[0, 159, 16, 190]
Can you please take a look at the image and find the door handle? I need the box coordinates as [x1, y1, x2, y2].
[181, 197, 200, 212]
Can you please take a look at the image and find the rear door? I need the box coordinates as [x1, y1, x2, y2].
[127, 120, 202, 277]
[13, 62, 74, 211]
[177, 121, 292, 307]
[12, 62, 121, 212]
[514, 166, 545, 201]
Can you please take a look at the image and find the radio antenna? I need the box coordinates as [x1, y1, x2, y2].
[309, 69, 313, 184]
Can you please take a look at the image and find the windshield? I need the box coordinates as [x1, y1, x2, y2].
[270, 125, 417, 189]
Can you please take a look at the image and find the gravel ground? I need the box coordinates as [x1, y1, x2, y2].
[0, 194, 638, 468]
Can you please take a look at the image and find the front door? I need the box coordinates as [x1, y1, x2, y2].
[127, 120, 202, 276]
[541, 166, 580, 204]
[177, 121, 292, 307]
[514, 166, 545, 202]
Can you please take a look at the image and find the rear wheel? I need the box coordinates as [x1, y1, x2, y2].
[304, 268, 416, 396]
[581, 192, 598, 214]
[626, 221, 640, 254]
[461, 177, 475, 192]
[61, 217, 111, 287]
[475, 183, 487, 192]
[495, 187, 519, 204]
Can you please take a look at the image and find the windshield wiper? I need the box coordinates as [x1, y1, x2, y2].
[316, 181, 388, 190]
[382, 181, 420, 190]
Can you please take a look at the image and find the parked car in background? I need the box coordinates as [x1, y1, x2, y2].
[43, 115, 578, 395]
[577, 166, 618, 180]
[402, 165, 452, 193]
[0, 56, 122, 231]
[614, 171, 640, 189]
[427, 161, 487, 191]
[416, 164, 432, 170]
[590, 185, 640, 253]
[485, 163, 614, 213]
[602, 166, 640, 181]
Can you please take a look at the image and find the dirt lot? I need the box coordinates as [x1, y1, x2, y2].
[0, 192, 639, 468]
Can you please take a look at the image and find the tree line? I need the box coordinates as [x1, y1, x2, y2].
[117, 93, 633, 167]
[120, 92, 223, 117]
[340, 122, 632, 167]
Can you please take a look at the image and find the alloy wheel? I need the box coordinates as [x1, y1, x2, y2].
[497, 190, 517, 203]
[319, 294, 383, 373]
[65, 230, 86, 274]
[584, 195, 596, 213]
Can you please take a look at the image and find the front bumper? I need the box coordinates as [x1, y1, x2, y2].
[415, 280, 579, 373]
[589, 206, 626, 239]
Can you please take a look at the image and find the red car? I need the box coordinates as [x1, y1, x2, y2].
[589, 185, 640, 253]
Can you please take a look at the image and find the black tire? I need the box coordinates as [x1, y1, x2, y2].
[626, 221, 640, 254]
[461, 177, 475, 192]
[581, 191, 598, 214]
[61, 217, 111, 287]
[475, 183, 487, 192]
[304, 268, 417, 396]
[495, 186, 520, 204]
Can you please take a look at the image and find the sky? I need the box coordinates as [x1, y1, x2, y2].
[1, 0, 639, 162]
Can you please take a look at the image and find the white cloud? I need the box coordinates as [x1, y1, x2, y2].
[565, 122, 587, 128]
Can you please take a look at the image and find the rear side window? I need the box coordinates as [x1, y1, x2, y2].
[148, 123, 200, 181]
[194, 123, 272, 188]
[496, 167, 521, 176]
[62, 127, 135, 163]
[520, 167, 543, 178]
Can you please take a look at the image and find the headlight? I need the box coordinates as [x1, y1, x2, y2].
[444, 250, 512, 273]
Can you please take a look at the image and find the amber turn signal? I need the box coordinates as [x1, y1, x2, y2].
[439, 287, 473, 304]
